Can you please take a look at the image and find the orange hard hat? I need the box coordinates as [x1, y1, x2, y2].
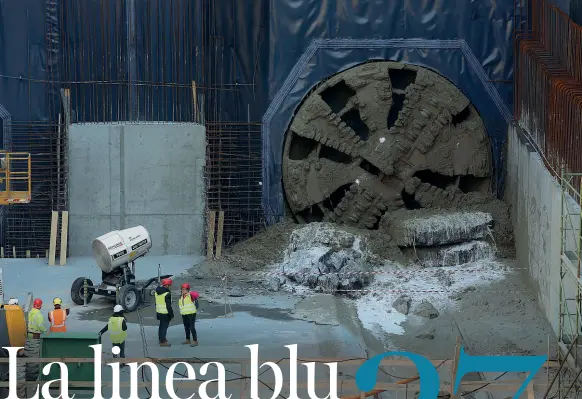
[161, 278, 173, 286]
[33, 298, 43, 309]
[181, 283, 190, 290]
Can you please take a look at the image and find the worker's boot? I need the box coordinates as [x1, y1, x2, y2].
[182, 339, 191, 345]
[160, 341, 171, 347]
[190, 340, 198, 347]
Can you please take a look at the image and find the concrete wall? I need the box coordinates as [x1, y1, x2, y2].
[506, 124, 580, 338]
[68, 123, 206, 256]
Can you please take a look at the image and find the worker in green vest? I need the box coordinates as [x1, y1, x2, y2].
[155, 278, 174, 347]
[27, 299, 47, 339]
[99, 305, 128, 365]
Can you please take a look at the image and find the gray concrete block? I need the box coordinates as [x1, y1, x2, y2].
[68, 122, 206, 256]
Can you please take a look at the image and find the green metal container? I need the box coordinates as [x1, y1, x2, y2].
[40, 332, 101, 394]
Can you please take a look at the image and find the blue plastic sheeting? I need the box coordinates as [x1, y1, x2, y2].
[0, 0, 53, 123]
[260, 0, 517, 218]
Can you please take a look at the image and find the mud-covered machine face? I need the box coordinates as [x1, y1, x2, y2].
[69, 226, 172, 312]
[282, 61, 492, 227]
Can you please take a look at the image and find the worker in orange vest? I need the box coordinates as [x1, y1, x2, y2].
[48, 297, 70, 333]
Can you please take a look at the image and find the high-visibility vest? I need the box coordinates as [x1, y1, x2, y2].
[155, 292, 169, 314]
[179, 294, 197, 315]
[49, 308, 67, 332]
[108, 316, 127, 344]
[27, 309, 46, 334]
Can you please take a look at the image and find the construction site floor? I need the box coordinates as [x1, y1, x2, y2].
[1, 256, 563, 398]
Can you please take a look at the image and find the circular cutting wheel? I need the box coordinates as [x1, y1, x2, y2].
[282, 61, 492, 228]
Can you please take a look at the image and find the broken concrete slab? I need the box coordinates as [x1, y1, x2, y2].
[382, 210, 493, 247]
[412, 300, 439, 319]
[392, 295, 412, 315]
[403, 240, 495, 267]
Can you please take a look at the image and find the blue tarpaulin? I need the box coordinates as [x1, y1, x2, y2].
[0, 0, 522, 221]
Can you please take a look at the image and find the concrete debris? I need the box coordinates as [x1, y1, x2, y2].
[392, 295, 412, 315]
[228, 287, 245, 297]
[412, 300, 439, 319]
[404, 240, 495, 267]
[385, 210, 493, 247]
[265, 276, 286, 292]
[275, 224, 373, 294]
[416, 333, 435, 340]
[434, 269, 454, 286]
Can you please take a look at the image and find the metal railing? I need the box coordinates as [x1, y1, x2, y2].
[0, 151, 31, 204]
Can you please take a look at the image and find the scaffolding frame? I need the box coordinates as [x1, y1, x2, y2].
[554, 170, 582, 398]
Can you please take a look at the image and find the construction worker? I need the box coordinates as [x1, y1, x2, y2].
[27, 299, 46, 339]
[155, 278, 174, 347]
[99, 305, 128, 365]
[179, 283, 200, 346]
[48, 297, 70, 333]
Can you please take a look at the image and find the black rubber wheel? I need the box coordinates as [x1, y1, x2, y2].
[71, 277, 93, 305]
[117, 285, 140, 312]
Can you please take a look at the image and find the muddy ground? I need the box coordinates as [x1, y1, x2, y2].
[161, 221, 559, 361]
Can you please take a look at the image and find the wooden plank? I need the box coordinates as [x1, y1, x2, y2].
[59, 211, 69, 266]
[206, 211, 216, 258]
[215, 211, 225, 259]
[192, 80, 200, 123]
[451, 336, 461, 395]
[527, 380, 534, 399]
[48, 211, 58, 266]
[25, 250, 30, 258]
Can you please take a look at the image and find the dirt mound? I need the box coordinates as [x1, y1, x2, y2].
[205, 220, 297, 271]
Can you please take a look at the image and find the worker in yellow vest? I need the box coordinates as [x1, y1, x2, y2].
[99, 305, 128, 365]
[27, 299, 47, 339]
[155, 278, 174, 347]
[48, 297, 70, 333]
[179, 283, 199, 347]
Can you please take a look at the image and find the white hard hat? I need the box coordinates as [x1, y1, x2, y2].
[113, 305, 124, 313]
[7, 298, 18, 305]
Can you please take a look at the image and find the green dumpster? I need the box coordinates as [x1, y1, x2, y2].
[40, 332, 101, 396]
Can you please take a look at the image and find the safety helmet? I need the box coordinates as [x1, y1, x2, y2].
[191, 291, 200, 300]
[181, 283, 190, 290]
[33, 298, 43, 309]
[7, 298, 18, 305]
[113, 305, 124, 313]
[53, 297, 62, 305]
[161, 278, 173, 287]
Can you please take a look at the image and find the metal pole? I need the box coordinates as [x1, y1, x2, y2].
[158, 264, 161, 284]
[83, 278, 88, 307]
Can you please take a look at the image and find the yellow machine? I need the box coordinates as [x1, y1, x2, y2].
[1, 304, 27, 347]
[0, 151, 31, 205]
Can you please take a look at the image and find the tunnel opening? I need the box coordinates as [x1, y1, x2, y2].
[452, 105, 471, 127]
[459, 175, 490, 193]
[323, 184, 352, 209]
[288, 133, 318, 160]
[320, 80, 356, 114]
[387, 92, 405, 130]
[320, 145, 353, 164]
[401, 189, 422, 210]
[360, 159, 382, 176]
[341, 108, 370, 141]
[296, 205, 325, 223]
[413, 170, 457, 190]
[388, 68, 418, 91]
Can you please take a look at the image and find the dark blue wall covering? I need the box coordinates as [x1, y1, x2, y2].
[0, 0, 520, 222]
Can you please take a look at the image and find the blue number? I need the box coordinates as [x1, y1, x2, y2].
[355, 351, 440, 399]
[453, 347, 547, 399]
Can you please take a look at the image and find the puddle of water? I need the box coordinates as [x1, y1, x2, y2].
[78, 299, 295, 325]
